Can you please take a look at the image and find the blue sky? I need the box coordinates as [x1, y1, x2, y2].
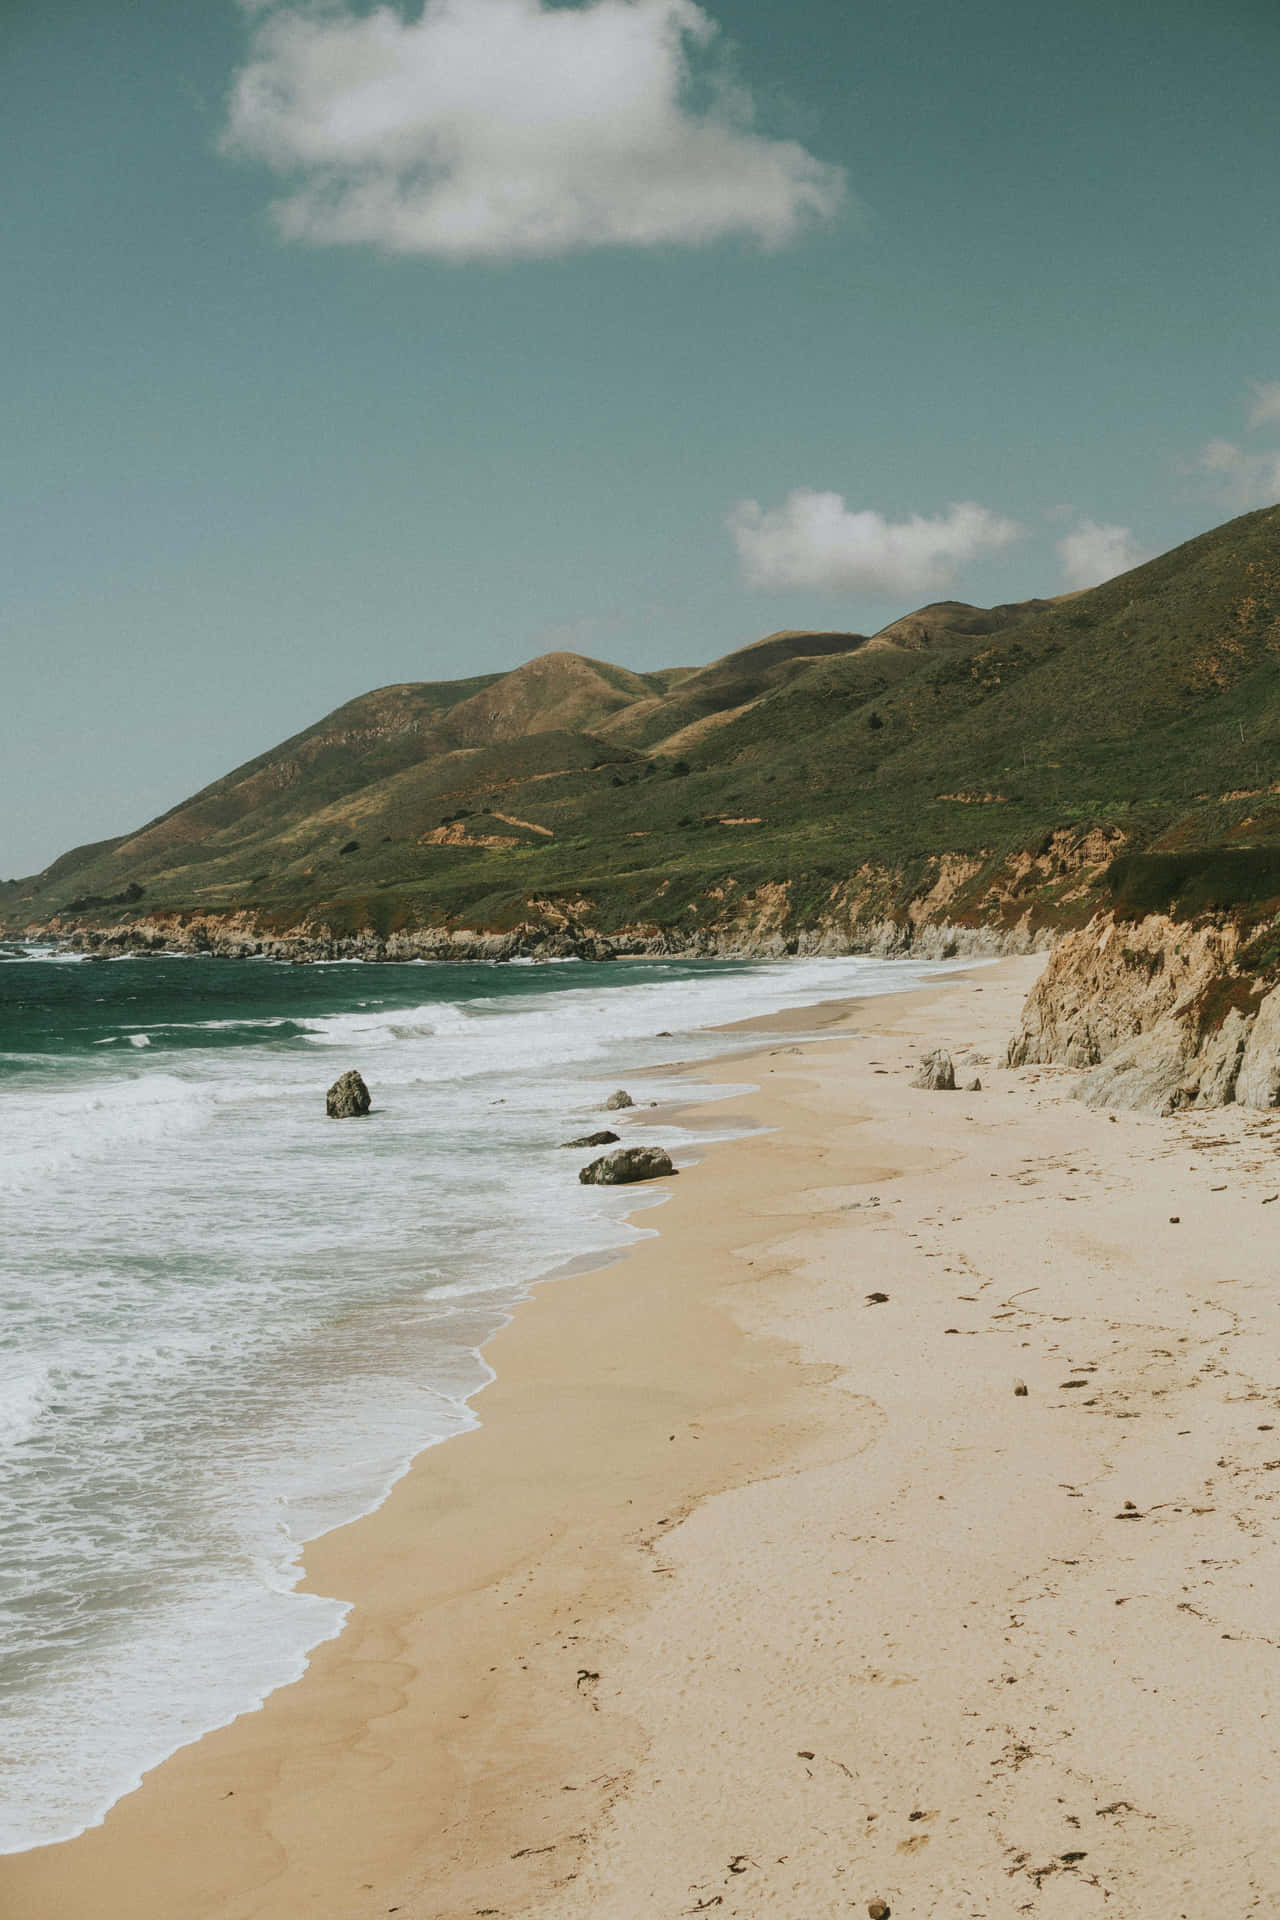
[4, 0, 1279, 874]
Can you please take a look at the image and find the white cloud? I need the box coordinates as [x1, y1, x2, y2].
[726, 489, 1021, 597]
[223, 0, 846, 259]
[1197, 436, 1280, 511]
[1248, 381, 1280, 429]
[1056, 517, 1150, 590]
[1190, 384, 1280, 511]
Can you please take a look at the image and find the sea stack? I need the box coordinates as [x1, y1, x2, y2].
[326, 1070, 371, 1118]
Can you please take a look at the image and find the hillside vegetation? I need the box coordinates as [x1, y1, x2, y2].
[7, 505, 1280, 954]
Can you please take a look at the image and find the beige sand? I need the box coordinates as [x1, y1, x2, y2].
[6, 955, 1280, 1918]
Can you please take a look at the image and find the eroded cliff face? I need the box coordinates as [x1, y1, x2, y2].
[47, 902, 1047, 967]
[1007, 910, 1280, 1113]
[27, 828, 1120, 967]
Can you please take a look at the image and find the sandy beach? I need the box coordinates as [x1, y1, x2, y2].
[6, 951, 1280, 1918]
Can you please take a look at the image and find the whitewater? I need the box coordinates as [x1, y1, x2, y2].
[0, 945, 957, 1853]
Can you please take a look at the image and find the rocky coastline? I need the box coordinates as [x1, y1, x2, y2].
[31, 893, 1280, 1120]
[37, 908, 1052, 967]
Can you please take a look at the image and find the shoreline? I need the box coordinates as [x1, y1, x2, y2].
[1, 960, 958, 1907]
[7, 950, 1280, 1914]
[0, 944, 960, 1862]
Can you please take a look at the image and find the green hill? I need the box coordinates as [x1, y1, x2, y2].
[7, 505, 1280, 954]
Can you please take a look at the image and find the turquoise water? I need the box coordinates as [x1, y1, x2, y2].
[0, 944, 954, 1851]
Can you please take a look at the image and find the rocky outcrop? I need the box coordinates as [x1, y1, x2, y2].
[41, 908, 1055, 967]
[603, 1089, 634, 1111]
[1236, 985, 1280, 1107]
[1007, 913, 1241, 1070]
[1007, 911, 1278, 1114]
[911, 1049, 956, 1090]
[560, 1130, 620, 1148]
[326, 1070, 371, 1118]
[579, 1147, 677, 1186]
[25, 824, 1115, 966]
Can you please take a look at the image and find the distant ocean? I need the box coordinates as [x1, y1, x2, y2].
[0, 944, 957, 1852]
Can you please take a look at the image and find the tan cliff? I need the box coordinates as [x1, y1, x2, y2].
[1007, 909, 1280, 1113]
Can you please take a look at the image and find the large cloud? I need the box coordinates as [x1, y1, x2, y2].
[726, 489, 1021, 597]
[1056, 517, 1150, 590]
[223, 0, 846, 258]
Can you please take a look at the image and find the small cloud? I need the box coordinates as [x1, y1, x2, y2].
[726, 489, 1020, 597]
[1191, 386, 1280, 510]
[1248, 381, 1280, 429]
[222, 0, 846, 259]
[1056, 518, 1150, 590]
[1197, 437, 1280, 511]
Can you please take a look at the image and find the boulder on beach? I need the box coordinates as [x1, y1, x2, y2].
[326, 1069, 371, 1118]
[560, 1129, 621, 1149]
[964, 1076, 982, 1092]
[603, 1089, 635, 1110]
[911, 1049, 956, 1090]
[579, 1146, 677, 1186]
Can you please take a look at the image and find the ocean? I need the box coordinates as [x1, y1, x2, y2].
[0, 943, 956, 1852]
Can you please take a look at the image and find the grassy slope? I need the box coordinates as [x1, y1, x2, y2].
[6, 506, 1280, 942]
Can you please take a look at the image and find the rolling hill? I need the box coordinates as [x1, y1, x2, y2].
[7, 504, 1280, 957]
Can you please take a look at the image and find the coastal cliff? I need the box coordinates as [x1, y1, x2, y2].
[47, 827, 1115, 964]
[1008, 906, 1280, 1112]
[52, 903, 1049, 965]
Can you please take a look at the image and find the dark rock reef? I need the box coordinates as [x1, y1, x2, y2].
[579, 1147, 677, 1186]
[326, 1069, 371, 1118]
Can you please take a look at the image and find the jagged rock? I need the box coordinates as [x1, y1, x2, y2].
[560, 1130, 620, 1149]
[603, 1089, 635, 1110]
[1072, 1008, 1252, 1115]
[579, 1147, 676, 1185]
[1074, 1020, 1193, 1114]
[1013, 1379, 1029, 1396]
[1236, 981, 1280, 1107]
[911, 1049, 956, 1090]
[1195, 1006, 1253, 1105]
[964, 1076, 982, 1092]
[326, 1069, 371, 1118]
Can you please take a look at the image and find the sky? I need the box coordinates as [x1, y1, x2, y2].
[4, 0, 1280, 876]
